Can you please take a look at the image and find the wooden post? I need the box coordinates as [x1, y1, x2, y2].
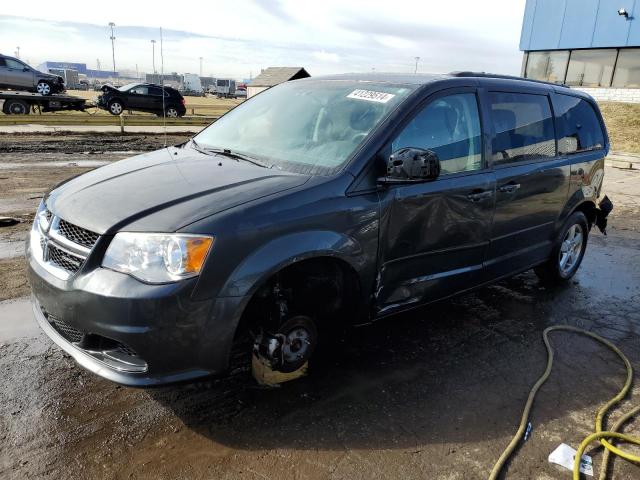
[120, 115, 125, 133]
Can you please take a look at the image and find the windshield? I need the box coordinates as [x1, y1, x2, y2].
[118, 83, 140, 92]
[194, 80, 415, 174]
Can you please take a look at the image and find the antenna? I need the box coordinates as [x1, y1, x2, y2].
[160, 27, 167, 147]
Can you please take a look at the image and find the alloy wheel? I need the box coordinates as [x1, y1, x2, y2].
[36, 82, 51, 95]
[558, 223, 584, 276]
[110, 102, 123, 115]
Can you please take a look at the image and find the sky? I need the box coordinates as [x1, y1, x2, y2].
[0, 0, 527, 80]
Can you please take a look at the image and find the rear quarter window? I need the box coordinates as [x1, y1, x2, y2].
[554, 94, 605, 155]
[489, 92, 556, 166]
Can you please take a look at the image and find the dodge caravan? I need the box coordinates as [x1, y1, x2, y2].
[27, 73, 610, 386]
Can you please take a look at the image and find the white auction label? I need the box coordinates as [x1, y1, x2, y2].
[347, 89, 396, 103]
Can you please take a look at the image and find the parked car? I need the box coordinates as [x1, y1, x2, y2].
[0, 54, 65, 95]
[97, 82, 186, 117]
[27, 73, 611, 386]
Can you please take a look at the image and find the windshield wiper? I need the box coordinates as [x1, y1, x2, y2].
[190, 138, 217, 156]
[205, 147, 270, 168]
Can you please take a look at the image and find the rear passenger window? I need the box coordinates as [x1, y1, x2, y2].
[554, 95, 604, 155]
[489, 92, 556, 166]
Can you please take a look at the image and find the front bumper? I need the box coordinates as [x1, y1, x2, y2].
[27, 232, 249, 387]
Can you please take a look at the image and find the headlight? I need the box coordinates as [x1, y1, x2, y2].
[103, 233, 214, 283]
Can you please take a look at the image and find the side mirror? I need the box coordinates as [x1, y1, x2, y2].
[23, 67, 30, 72]
[380, 147, 440, 183]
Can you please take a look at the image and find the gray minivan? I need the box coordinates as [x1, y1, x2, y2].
[0, 54, 65, 95]
[27, 72, 611, 386]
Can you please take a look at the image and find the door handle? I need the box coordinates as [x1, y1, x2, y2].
[498, 182, 521, 193]
[467, 190, 493, 202]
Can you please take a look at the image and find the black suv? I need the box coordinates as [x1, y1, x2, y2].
[98, 82, 186, 117]
[27, 73, 610, 386]
[0, 54, 65, 95]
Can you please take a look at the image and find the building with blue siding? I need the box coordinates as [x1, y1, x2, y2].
[521, 0, 640, 101]
[37, 61, 119, 80]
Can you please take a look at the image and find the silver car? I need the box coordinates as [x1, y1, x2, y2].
[0, 54, 65, 95]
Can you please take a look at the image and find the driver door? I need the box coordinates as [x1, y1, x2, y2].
[127, 86, 150, 110]
[376, 88, 496, 315]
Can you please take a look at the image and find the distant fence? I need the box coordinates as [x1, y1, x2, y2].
[0, 114, 219, 131]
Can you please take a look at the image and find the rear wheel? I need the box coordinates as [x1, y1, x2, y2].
[534, 211, 589, 284]
[36, 81, 52, 95]
[165, 106, 179, 118]
[3, 99, 30, 115]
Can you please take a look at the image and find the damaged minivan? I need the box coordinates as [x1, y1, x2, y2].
[27, 72, 611, 386]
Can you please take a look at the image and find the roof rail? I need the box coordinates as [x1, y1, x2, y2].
[449, 71, 569, 88]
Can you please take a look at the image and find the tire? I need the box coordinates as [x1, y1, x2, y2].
[534, 211, 589, 284]
[107, 100, 124, 115]
[36, 81, 52, 96]
[3, 99, 30, 115]
[165, 106, 179, 118]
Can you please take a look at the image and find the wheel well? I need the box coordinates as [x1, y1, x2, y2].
[235, 257, 362, 340]
[573, 201, 597, 228]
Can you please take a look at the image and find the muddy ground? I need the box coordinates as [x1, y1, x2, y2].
[1, 133, 640, 479]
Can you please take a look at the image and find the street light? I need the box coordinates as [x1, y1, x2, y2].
[15, 46, 20, 59]
[151, 39, 156, 75]
[414, 56, 420, 74]
[108, 22, 116, 76]
[199, 56, 203, 77]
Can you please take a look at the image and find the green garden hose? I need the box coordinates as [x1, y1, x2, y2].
[489, 325, 640, 480]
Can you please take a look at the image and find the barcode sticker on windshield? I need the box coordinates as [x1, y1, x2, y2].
[347, 89, 395, 103]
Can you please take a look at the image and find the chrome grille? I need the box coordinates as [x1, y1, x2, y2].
[57, 219, 99, 249]
[34, 208, 100, 279]
[48, 314, 84, 343]
[47, 244, 83, 273]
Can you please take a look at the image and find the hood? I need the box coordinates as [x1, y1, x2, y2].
[101, 85, 118, 93]
[46, 146, 310, 234]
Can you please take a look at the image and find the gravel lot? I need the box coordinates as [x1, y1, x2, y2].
[1, 133, 639, 479]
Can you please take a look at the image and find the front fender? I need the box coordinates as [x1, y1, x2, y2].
[219, 230, 365, 298]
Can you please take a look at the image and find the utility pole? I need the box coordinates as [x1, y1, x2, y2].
[199, 57, 203, 77]
[108, 22, 116, 76]
[15, 46, 20, 59]
[151, 40, 156, 75]
[414, 56, 420, 74]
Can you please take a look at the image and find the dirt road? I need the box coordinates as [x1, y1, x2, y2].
[1, 133, 639, 479]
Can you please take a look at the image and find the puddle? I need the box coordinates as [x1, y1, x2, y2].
[574, 240, 640, 300]
[0, 160, 110, 169]
[0, 297, 39, 342]
[0, 240, 23, 259]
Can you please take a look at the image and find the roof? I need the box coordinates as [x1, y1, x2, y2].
[308, 72, 449, 85]
[249, 67, 310, 87]
[297, 72, 574, 90]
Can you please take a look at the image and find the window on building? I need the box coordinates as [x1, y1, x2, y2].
[489, 92, 556, 166]
[554, 94, 604, 155]
[525, 50, 569, 84]
[392, 93, 482, 175]
[565, 49, 616, 87]
[612, 48, 640, 88]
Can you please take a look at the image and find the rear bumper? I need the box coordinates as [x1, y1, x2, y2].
[27, 235, 249, 386]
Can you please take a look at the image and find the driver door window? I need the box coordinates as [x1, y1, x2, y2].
[392, 93, 483, 175]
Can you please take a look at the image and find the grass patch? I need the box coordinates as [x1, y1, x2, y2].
[599, 102, 640, 154]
